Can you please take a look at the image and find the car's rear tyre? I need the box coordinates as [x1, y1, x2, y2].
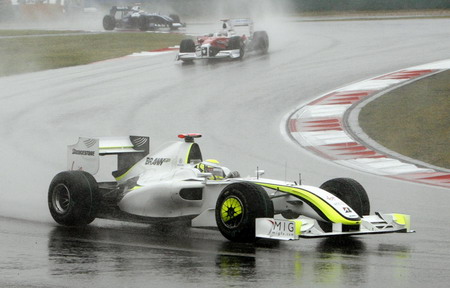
[215, 182, 274, 242]
[48, 171, 99, 226]
[169, 14, 181, 30]
[169, 14, 181, 23]
[251, 31, 269, 54]
[318, 178, 370, 232]
[102, 15, 116, 31]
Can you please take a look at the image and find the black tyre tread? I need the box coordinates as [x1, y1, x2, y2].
[227, 36, 245, 59]
[138, 16, 148, 31]
[48, 170, 99, 226]
[228, 36, 241, 50]
[169, 14, 180, 23]
[251, 31, 269, 53]
[103, 15, 116, 31]
[179, 39, 195, 53]
[320, 178, 370, 216]
[215, 182, 274, 242]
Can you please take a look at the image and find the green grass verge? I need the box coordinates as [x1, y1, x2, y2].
[0, 30, 84, 36]
[359, 70, 450, 169]
[0, 31, 185, 76]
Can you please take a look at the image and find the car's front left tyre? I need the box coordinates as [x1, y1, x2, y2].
[215, 182, 274, 242]
[48, 171, 99, 226]
[228, 36, 245, 59]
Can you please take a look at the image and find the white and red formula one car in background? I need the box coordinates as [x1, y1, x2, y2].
[177, 19, 269, 62]
[48, 134, 412, 243]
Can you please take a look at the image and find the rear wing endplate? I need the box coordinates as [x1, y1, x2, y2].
[67, 136, 149, 175]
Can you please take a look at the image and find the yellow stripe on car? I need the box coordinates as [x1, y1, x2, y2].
[255, 182, 361, 225]
[184, 143, 194, 164]
[291, 219, 302, 235]
[100, 146, 134, 150]
[114, 166, 136, 182]
[114, 161, 140, 182]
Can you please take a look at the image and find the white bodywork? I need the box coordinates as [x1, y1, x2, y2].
[67, 135, 413, 240]
[178, 47, 242, 61]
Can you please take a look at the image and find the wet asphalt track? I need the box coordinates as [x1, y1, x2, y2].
[1, 17, 450, 287]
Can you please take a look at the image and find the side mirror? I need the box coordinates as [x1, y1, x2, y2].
[256, 169, 265, 179]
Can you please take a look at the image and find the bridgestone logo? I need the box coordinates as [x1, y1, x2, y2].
[72, 148, 95, 156]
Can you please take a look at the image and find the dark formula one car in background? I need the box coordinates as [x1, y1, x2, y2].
[177, 19, 269, 62]
[102, 6, 184, 31]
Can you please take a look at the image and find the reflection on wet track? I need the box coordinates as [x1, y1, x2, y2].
[1, 217, 418, 287]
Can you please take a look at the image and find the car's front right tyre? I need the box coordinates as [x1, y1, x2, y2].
[179, 39, 196, 63]
[318, 178, 370, 232]
[228, 36, 245, 59]
[179, 38, 195, 53]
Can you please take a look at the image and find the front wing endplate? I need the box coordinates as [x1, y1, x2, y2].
[255, 213, 413, 240]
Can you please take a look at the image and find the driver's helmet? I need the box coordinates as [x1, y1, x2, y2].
[196, 159, 227, 180]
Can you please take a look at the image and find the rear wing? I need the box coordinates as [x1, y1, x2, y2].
[221, 18, 254, 35]
[109, 6, 133, 15]
[67, 136, 149, 175]
[222, 18, 253, 27]
[111, 6, 133, 11]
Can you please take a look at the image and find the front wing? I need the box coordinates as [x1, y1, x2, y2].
[255, 213, 412, 240]
[177, 49, 241, 61]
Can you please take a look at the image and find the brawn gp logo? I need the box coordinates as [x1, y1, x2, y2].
[145, 157, 171, 165]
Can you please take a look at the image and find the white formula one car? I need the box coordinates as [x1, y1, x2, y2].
[48, 134, 412, 242]
[177, 19, 269, 62]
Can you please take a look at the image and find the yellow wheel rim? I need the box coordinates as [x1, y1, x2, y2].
[221, 196, 243, 228]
